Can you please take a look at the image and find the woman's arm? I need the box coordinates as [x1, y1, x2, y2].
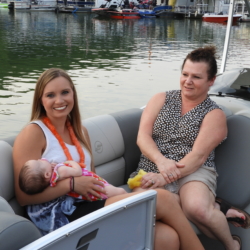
[57, 161, 82, 180]
[178, 108, 227, 177]
[137, 92, 184, 186]
[13, 124, 71, 206]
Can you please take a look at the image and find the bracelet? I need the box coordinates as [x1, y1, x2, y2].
[70, 177, 74, 192]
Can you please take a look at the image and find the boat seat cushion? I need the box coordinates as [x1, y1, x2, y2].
[0, 140, 24, 215]
[84, 109, 142, 187]
[0, 197, 14, 214]
[2, 136, 16, 147]
[216, 115, 250, 208]
[83, 114, 126, 187]
[110, 108, 143, 182]
[0, 211, 42, 250]
[0, 141, 15, 203]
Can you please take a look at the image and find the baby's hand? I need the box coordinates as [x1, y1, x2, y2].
[51, 162, 57, 170]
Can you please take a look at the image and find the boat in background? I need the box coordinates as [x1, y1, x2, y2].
[236, 0, 250, 22]
[56, 0, 94, 13]
[56, 4, 94, 13]
[138, 9, 156, 18]
[8, 0, 57, 11]
[91, 0, 120, 17]
[138, 5, 174, 18]
[202, 12, 242, 22]
[107, 9, 141, 19]
[239, 13, 250, 22]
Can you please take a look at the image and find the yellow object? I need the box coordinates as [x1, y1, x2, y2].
[127, 169, 148, 189]
[168, 0, 176, 7]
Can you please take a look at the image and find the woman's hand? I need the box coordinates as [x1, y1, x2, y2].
[156, 157, 185, 183]
[74, 176, 106, 201]
[140, 172, 167, 189]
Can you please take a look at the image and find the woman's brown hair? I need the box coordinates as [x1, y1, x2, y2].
[182, 46, 217, 80]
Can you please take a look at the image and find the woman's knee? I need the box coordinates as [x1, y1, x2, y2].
[155, 188, 173, 201]
[182, 200, 211, 223]
[155, 189, 179, 216]
[154, 222, 180, 250]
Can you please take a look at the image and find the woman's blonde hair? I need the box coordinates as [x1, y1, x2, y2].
[31, 68, 93, 168]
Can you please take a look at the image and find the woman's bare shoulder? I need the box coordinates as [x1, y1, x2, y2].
[206, 108, 227, 122]
[14, 122, 46, 154]
[145, 92, 166, 112]
[150, 92, 166, 102]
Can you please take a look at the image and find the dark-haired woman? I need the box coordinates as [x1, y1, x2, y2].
[133, 46, 242, 250]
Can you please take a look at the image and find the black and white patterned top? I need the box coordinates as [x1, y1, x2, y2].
[137, 90, 221, 173]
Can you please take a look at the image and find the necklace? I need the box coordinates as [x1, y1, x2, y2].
[43, 117, 86, 168]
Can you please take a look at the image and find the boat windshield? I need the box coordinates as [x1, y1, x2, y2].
[209, 68, 250, 100]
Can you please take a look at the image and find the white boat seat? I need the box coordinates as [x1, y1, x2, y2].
[0, 140, 23, 216]
[1, 108, 250, 249]
[198, 114, 250, 249]
[83, 114, 126, 187]
[0, 141, 42, 250]
[0, 211, 41, 250]
[84, 108, 142, 187]
[0, 196, 14, 214]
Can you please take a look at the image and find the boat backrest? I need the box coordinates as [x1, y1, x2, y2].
[197, 114, 250, 249]
[0, 146, 42, 250]
[84, 108, 142, 190]
[0, 140, 23, 216]
[216, 114, 250, 208]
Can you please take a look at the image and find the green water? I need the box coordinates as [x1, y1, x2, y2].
[0, 9, 250, 138]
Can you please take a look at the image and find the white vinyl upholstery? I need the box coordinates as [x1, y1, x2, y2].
[0, 141, 23, 215]
[0, 143, 42, 250]
[83, 115, 125, 166]
[83, 114, 126, 187]
[216, 115, 250, 208]
[0, 196, 14, 214]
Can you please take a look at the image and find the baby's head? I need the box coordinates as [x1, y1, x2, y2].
[19, 159, 52, 195]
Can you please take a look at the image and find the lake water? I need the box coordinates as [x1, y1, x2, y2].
[0, 9, 250, 138]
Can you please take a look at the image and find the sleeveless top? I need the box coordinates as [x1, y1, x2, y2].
[137, 90, 221, 173]
[26, 120, 91, 235]
[31, 120, 91, 170]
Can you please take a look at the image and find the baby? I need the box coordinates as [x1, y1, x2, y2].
[19, 158, 127, 201]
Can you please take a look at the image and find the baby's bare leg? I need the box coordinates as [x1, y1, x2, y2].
[105, 185, 127, 197]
